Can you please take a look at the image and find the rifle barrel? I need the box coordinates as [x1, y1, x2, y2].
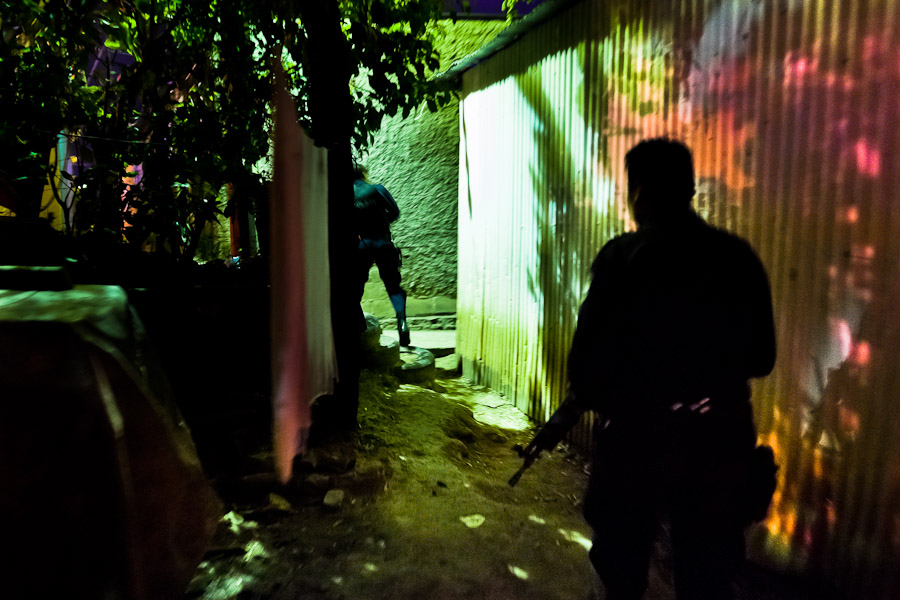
[508, 456, 535, 487]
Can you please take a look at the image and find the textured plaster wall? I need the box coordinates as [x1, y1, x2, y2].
[361, 19, 506, 325]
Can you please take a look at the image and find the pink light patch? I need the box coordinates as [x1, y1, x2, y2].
[863, 35, 879, 61]
[783, 53, 818, 85]
[833, 318, 853, 361]
[854, 139, 882, 176]
[845, 206, 859, 223]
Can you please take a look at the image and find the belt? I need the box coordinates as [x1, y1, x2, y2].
[608, 382, 752, 421]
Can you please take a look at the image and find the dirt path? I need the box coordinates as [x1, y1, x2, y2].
[187, 370, 597, 600]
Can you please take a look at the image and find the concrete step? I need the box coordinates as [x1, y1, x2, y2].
[381, 329, 456, 359]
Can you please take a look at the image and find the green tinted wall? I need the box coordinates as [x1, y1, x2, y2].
[361, 20, 506, 325]
[459, 0, 900, 596]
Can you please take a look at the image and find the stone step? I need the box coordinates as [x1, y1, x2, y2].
[381, 329, 456, 359]
[379, 314, 456, 331]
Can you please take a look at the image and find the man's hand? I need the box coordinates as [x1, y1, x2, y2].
[507, 393, 585, 487]
[521, 422, 564, 458]
[508, 446, 537, 487]
[507, 437, 551, 486]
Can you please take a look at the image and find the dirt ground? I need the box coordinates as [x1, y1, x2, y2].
[186, 368, 599, 600]
[184, 365, 823, 600]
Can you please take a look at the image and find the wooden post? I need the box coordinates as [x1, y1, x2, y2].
[298, 0, 360, 438]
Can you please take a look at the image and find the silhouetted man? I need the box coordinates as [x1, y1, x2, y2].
[352, 163, 410, 346]
[520, 138, 776, 599]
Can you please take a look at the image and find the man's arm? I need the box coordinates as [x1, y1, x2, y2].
[517, 390, 584, 460]
[567, 241, 623, 408]
[510, 390, 583, 486]
[374, 184, 400, 223]
[518, 242, 622, 460]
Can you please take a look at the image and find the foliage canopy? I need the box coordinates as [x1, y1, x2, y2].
[0, 0, 460, 259]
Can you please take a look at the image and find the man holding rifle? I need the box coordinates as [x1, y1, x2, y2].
[515, 139, 776, 599]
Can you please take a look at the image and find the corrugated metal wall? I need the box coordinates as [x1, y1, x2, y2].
[458, 0, 900, 595]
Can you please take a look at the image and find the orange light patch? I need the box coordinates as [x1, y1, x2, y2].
[854, 341, 871, 366]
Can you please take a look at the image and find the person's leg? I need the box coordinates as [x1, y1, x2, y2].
[584, 442, 659, 600]
[356, 240, 375, 331]
[373, 241, 409, 345]
[668, 507, 744, 599]
[668, 436, 750, 600]
[587, 499, 657, 599]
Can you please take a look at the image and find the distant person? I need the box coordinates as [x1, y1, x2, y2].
[517, 139, 777, 599]
[352, 163, 410, 347]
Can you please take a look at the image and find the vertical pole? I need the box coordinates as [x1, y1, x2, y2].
[299, 0, 360, 438]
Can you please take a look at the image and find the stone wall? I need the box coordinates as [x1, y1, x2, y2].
[361, 19, 506, 327]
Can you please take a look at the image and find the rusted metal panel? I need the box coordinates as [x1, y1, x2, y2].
[459, 0, 900, 594]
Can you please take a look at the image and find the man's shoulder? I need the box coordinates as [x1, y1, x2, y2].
[594, 218, 763, 268]
[704, 222, 760, 258]
[353, 179, 374, 193]
[602, 230, 640, 251]
[693, 222, 770, 283]
[594, 231, 637, 258]
[589, 231, 638, 273]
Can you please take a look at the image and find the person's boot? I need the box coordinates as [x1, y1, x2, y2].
[397, 311, 410, 347]
[389, 291, 410, 346]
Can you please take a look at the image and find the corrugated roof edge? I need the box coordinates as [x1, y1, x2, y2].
[434, 0, 585, 84]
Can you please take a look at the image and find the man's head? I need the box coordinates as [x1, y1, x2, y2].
[624, 138, 695, 226]
[352, 162, 369, 181]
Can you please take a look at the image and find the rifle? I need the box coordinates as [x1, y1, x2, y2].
[508, 393, 583, 486]
[507, 443, 539, 487]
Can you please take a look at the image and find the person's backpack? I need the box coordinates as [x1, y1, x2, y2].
[353, 181, 398, 237]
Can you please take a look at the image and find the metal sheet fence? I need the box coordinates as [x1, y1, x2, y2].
[458, 0, 900, 595]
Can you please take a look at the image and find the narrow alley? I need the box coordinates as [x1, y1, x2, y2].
[185, 342, 822, 600]
[186, 360, 597, 600]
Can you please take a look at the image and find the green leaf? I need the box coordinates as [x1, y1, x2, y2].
[103, 37, 124, 51]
